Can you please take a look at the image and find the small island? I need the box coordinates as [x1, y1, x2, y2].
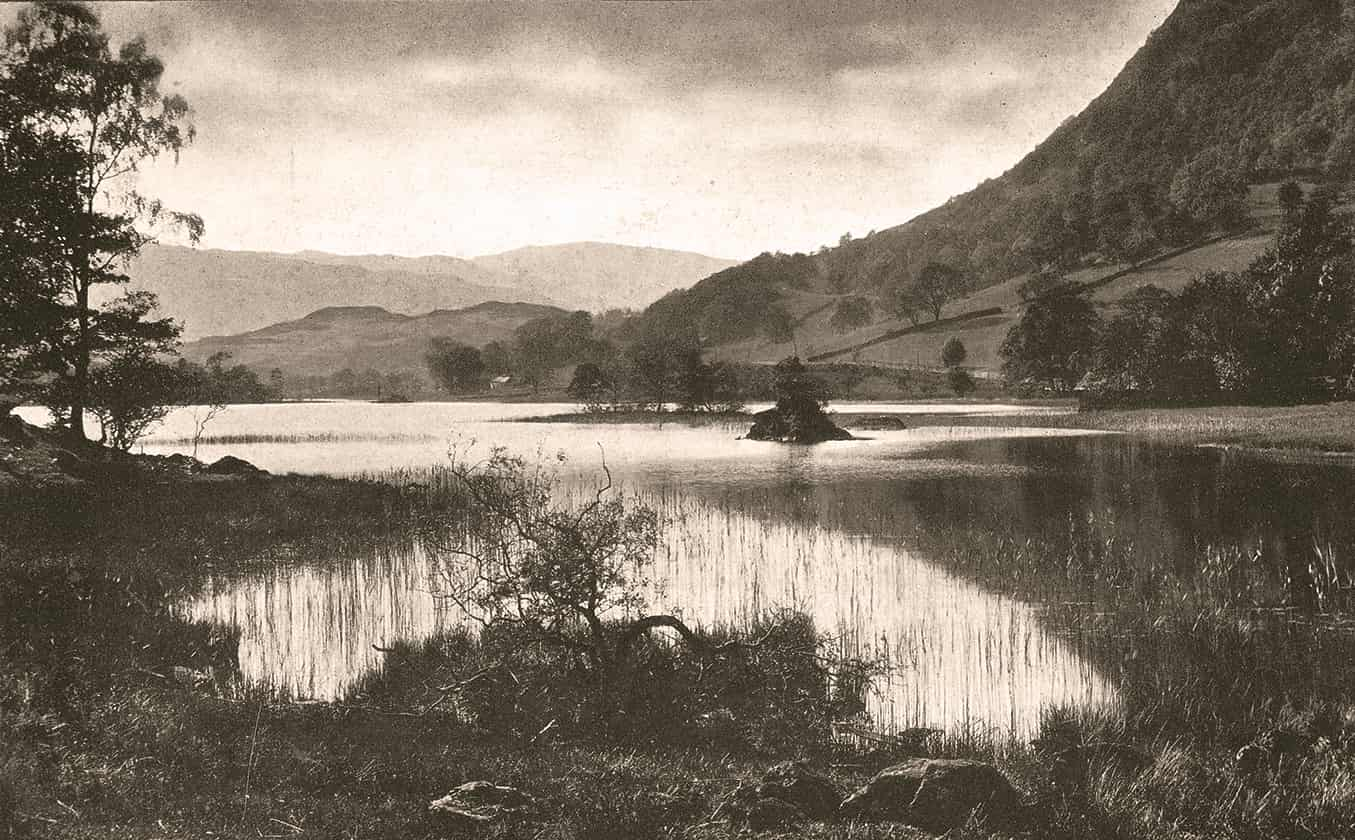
[743, 357, 853, 444]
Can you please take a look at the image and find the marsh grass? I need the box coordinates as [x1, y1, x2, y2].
[145, 430, 444, 446]
[5, 459, 1355, 838]
[938, 401, 1355, 453]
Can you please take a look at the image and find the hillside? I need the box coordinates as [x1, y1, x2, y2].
[471, 242, 737, 313]
[713, 186, 1286, 373]
[125, 242, 734, 340]
[120, 245, 549, 341]
[649, 0, 1355, 359]
[182, 301, 564, 378]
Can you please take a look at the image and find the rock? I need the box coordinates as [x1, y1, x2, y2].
[1236, 727, 1319, 775]
[744, 407, 853, 444]
[204, 455, 267, 475]
[715, 782, 808, 829]
[756, 761, 842, 820]
[839, 758, 1023, 832]
[428, 781, 533, 824]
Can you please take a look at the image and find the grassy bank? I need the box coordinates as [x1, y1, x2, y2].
[929, 401, 1355, 454]
[4, 428, 1355, 838]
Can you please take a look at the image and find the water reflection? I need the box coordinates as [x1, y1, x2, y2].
[186, 475, 1118, 737]
[164, 401, 1355, 739]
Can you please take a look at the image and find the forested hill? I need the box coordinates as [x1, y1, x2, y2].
[645, 0, 1355, 346]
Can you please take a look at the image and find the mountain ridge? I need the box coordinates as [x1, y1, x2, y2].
[124, 241, 736, 340]
[182, 300, 565, 379]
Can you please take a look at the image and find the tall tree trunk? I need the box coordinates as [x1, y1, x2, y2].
[68, 278, 89, 441]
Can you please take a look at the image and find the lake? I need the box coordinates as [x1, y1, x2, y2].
[107, 401, 1355, 740]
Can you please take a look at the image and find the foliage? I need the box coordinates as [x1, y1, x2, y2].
[947, 367, 976, 397]
[84, 351, 179, 450]
[2, 3, 201, 438]
[175, 351, 274, 405]
[567, 361, 617, 412]
[435, 446, 693, 679]
[828, 296, 873, 333]
[676, 357, 744, 413]
[424, 338, 484, 392]
[1000, 288, 1102, 391]
[512, 310, 605, 392]
[1084, 186, 1355, 405]
[624, 319, 701, 410]
[941, 337, 968, 368]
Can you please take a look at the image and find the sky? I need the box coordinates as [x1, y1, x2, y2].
[63, 1, 1180, 260]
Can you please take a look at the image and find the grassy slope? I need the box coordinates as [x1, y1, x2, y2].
[181, 301, 565, 378]
[715, 185, 1290, 373]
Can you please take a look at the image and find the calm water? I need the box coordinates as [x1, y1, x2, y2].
[86, 401, 1355, 738]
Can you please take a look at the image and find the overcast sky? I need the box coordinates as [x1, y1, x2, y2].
[72, 1, 1178, 260]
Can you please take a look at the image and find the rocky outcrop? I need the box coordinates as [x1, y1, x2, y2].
[428, 781, 534, 824]
[716, 762, 843, 829]
[839, 758, 1023, 832]
[744, 407, 852, 444]
[205, 455, 268, 476]
[0, 414, 267, 487]
[757, 761, 842, 820]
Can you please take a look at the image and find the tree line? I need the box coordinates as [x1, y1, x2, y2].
[1001, 183, 1355, 406]
[424, 309, 745, 413]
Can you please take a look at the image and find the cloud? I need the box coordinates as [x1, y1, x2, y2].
[59, 0, 1181, 259]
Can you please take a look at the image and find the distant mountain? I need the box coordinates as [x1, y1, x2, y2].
[643, 0, 1355, 351]
[124, 242, 734, 340]
[182, 301, 564, 377]
[470, 242, 738, 312]
[122, 245, 548, 341]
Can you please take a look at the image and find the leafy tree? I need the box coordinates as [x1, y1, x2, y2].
[85, 350, 180, 451]
[772, 356, 829, 419]
[676, 358, 742, 413]
[567, 362, 615, 412]
[1278, 180, 1304, 218]
[3, 4, 202, 438]
[512, 310, 601, 393]
[829, 296, 873, 332]
[480, 340, 512, 377]
[1000, 288, 1102, 390]
[892, 263, 966, 324]
[947, 367, 976, 397]
[626, 321, 700, 411]
[0, 78, 81, 400]
[426, 338, 485, 393]
[941, 337, 968, 368]
[1168, 150, 1249, 232]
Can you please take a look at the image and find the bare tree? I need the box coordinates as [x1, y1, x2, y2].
[431, 445, 773, 678]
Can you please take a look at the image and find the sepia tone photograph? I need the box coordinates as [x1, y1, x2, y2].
[3, 0, 1355, 837]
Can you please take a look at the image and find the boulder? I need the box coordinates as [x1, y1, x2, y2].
[715, 782, 808, 829]
[428, 781, 533, 824]
[839, 758, 1023, 833]
[204, 455, 267, 476]
[756, 761, 842, 820]
[744, 407, 852, 444]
